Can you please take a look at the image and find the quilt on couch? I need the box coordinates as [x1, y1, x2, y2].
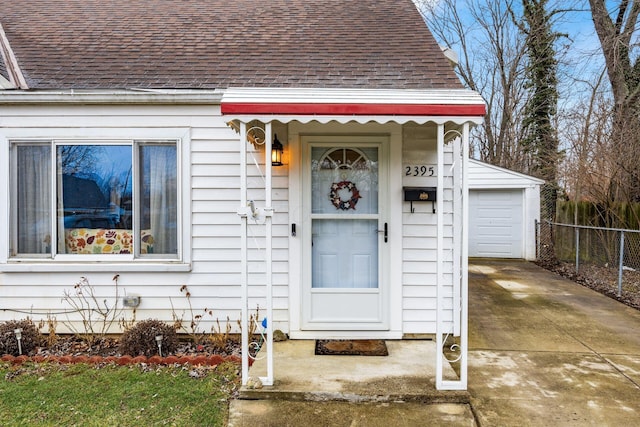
[64, 228, 153, 254]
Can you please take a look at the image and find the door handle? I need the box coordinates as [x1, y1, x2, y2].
[378, 223, 388, 243]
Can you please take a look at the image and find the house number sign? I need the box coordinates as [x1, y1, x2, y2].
[404, 165, 436, 177]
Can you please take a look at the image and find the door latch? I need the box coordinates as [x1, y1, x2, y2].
[378, 223, 388, 243]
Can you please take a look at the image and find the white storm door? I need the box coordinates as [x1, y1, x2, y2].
[302, 141, 388, 330]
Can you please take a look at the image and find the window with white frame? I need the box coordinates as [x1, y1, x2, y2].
[10, 140, 179, 259]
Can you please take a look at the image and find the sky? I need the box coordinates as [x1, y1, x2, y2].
[413, 0, 620, 108]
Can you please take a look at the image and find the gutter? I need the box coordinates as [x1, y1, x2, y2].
[0, 89, 224, 105]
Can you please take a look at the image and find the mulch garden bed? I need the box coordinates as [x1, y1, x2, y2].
[2, 336, 244, 367]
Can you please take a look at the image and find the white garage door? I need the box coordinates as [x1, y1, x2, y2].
[469, 189, 523, 258]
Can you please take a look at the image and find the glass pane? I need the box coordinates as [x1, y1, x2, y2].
[311, 147, 378, 214]
[57, 145, 133, 254]
[312, 219, 378, 288]
[16, 145, 51, 254]
[140, 144, 178, 255]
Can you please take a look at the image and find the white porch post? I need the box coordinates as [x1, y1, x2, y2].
[262, 122, 274, 386]
[436, 123, 470, 391]
[453, 131, 461, 337]
[435, 123, 445, 390]
[239, 121, 249, 386]
[236, 120, 275, 387]
[460, 122, 470, 388]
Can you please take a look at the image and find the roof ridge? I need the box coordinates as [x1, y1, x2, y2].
[0, 22, 28, 89]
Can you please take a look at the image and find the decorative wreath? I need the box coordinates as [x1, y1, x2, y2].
[329, 180, 361, 211]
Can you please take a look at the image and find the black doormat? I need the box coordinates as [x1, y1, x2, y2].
[314, 339, 388, 356]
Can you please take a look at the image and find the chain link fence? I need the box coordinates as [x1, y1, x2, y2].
[537, 220, 640, 296]
[535, 185, 640, 307]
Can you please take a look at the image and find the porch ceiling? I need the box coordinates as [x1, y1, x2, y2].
[221, 87, 486, 125]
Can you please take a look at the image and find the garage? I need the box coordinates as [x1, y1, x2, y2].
[468, 160, 544, 260]
[469, 189, 523, 258]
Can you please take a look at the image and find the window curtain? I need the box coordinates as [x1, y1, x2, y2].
[16, 145, 51, 254]
[142, 145, 177, 255]
[55, 150, 66, 254]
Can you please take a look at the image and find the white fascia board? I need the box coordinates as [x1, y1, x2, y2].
[0, 89, 224, 104]
[469, 183, 541, 189]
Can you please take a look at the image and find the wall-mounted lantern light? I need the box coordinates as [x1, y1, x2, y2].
[271, 134, 283, 166]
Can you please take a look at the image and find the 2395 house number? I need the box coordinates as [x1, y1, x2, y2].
[405, 165, 436, 177]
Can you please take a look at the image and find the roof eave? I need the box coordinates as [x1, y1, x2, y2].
[0, 89, 225, 104]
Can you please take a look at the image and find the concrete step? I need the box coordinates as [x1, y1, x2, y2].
[239, 386, 470, 404]
[228, 400, 476, 427]
[238, 340, 467, 403]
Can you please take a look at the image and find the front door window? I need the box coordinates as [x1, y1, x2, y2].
[311, 147, 379, 289]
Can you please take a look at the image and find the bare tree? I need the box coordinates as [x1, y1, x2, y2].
[558, 70, 617, 224]
[589, 0, 640, 202]
[559, 71, 607, 199]
[417, 0, 534, 172]
[58, 145, 100, 175]
[415, 0, 640, 233]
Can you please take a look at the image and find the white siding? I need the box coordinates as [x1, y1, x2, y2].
[0, 103, 290, 334]
[401, 124, 456, 335]
[0, 105, 464, 338]
[468, 159, 544, 189]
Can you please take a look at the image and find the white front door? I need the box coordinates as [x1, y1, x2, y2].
[302, 136, 389, 331]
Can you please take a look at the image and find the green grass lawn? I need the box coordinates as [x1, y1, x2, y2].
[0, 361, 240, 426]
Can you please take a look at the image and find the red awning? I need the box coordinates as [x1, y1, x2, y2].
[221, 88, 486, 124]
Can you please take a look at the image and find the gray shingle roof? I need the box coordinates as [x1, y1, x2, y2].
[0, 0, 464, 90]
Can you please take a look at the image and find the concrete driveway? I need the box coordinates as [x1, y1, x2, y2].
[229, 260, 640, 426]
[469, 260, 640, 426]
